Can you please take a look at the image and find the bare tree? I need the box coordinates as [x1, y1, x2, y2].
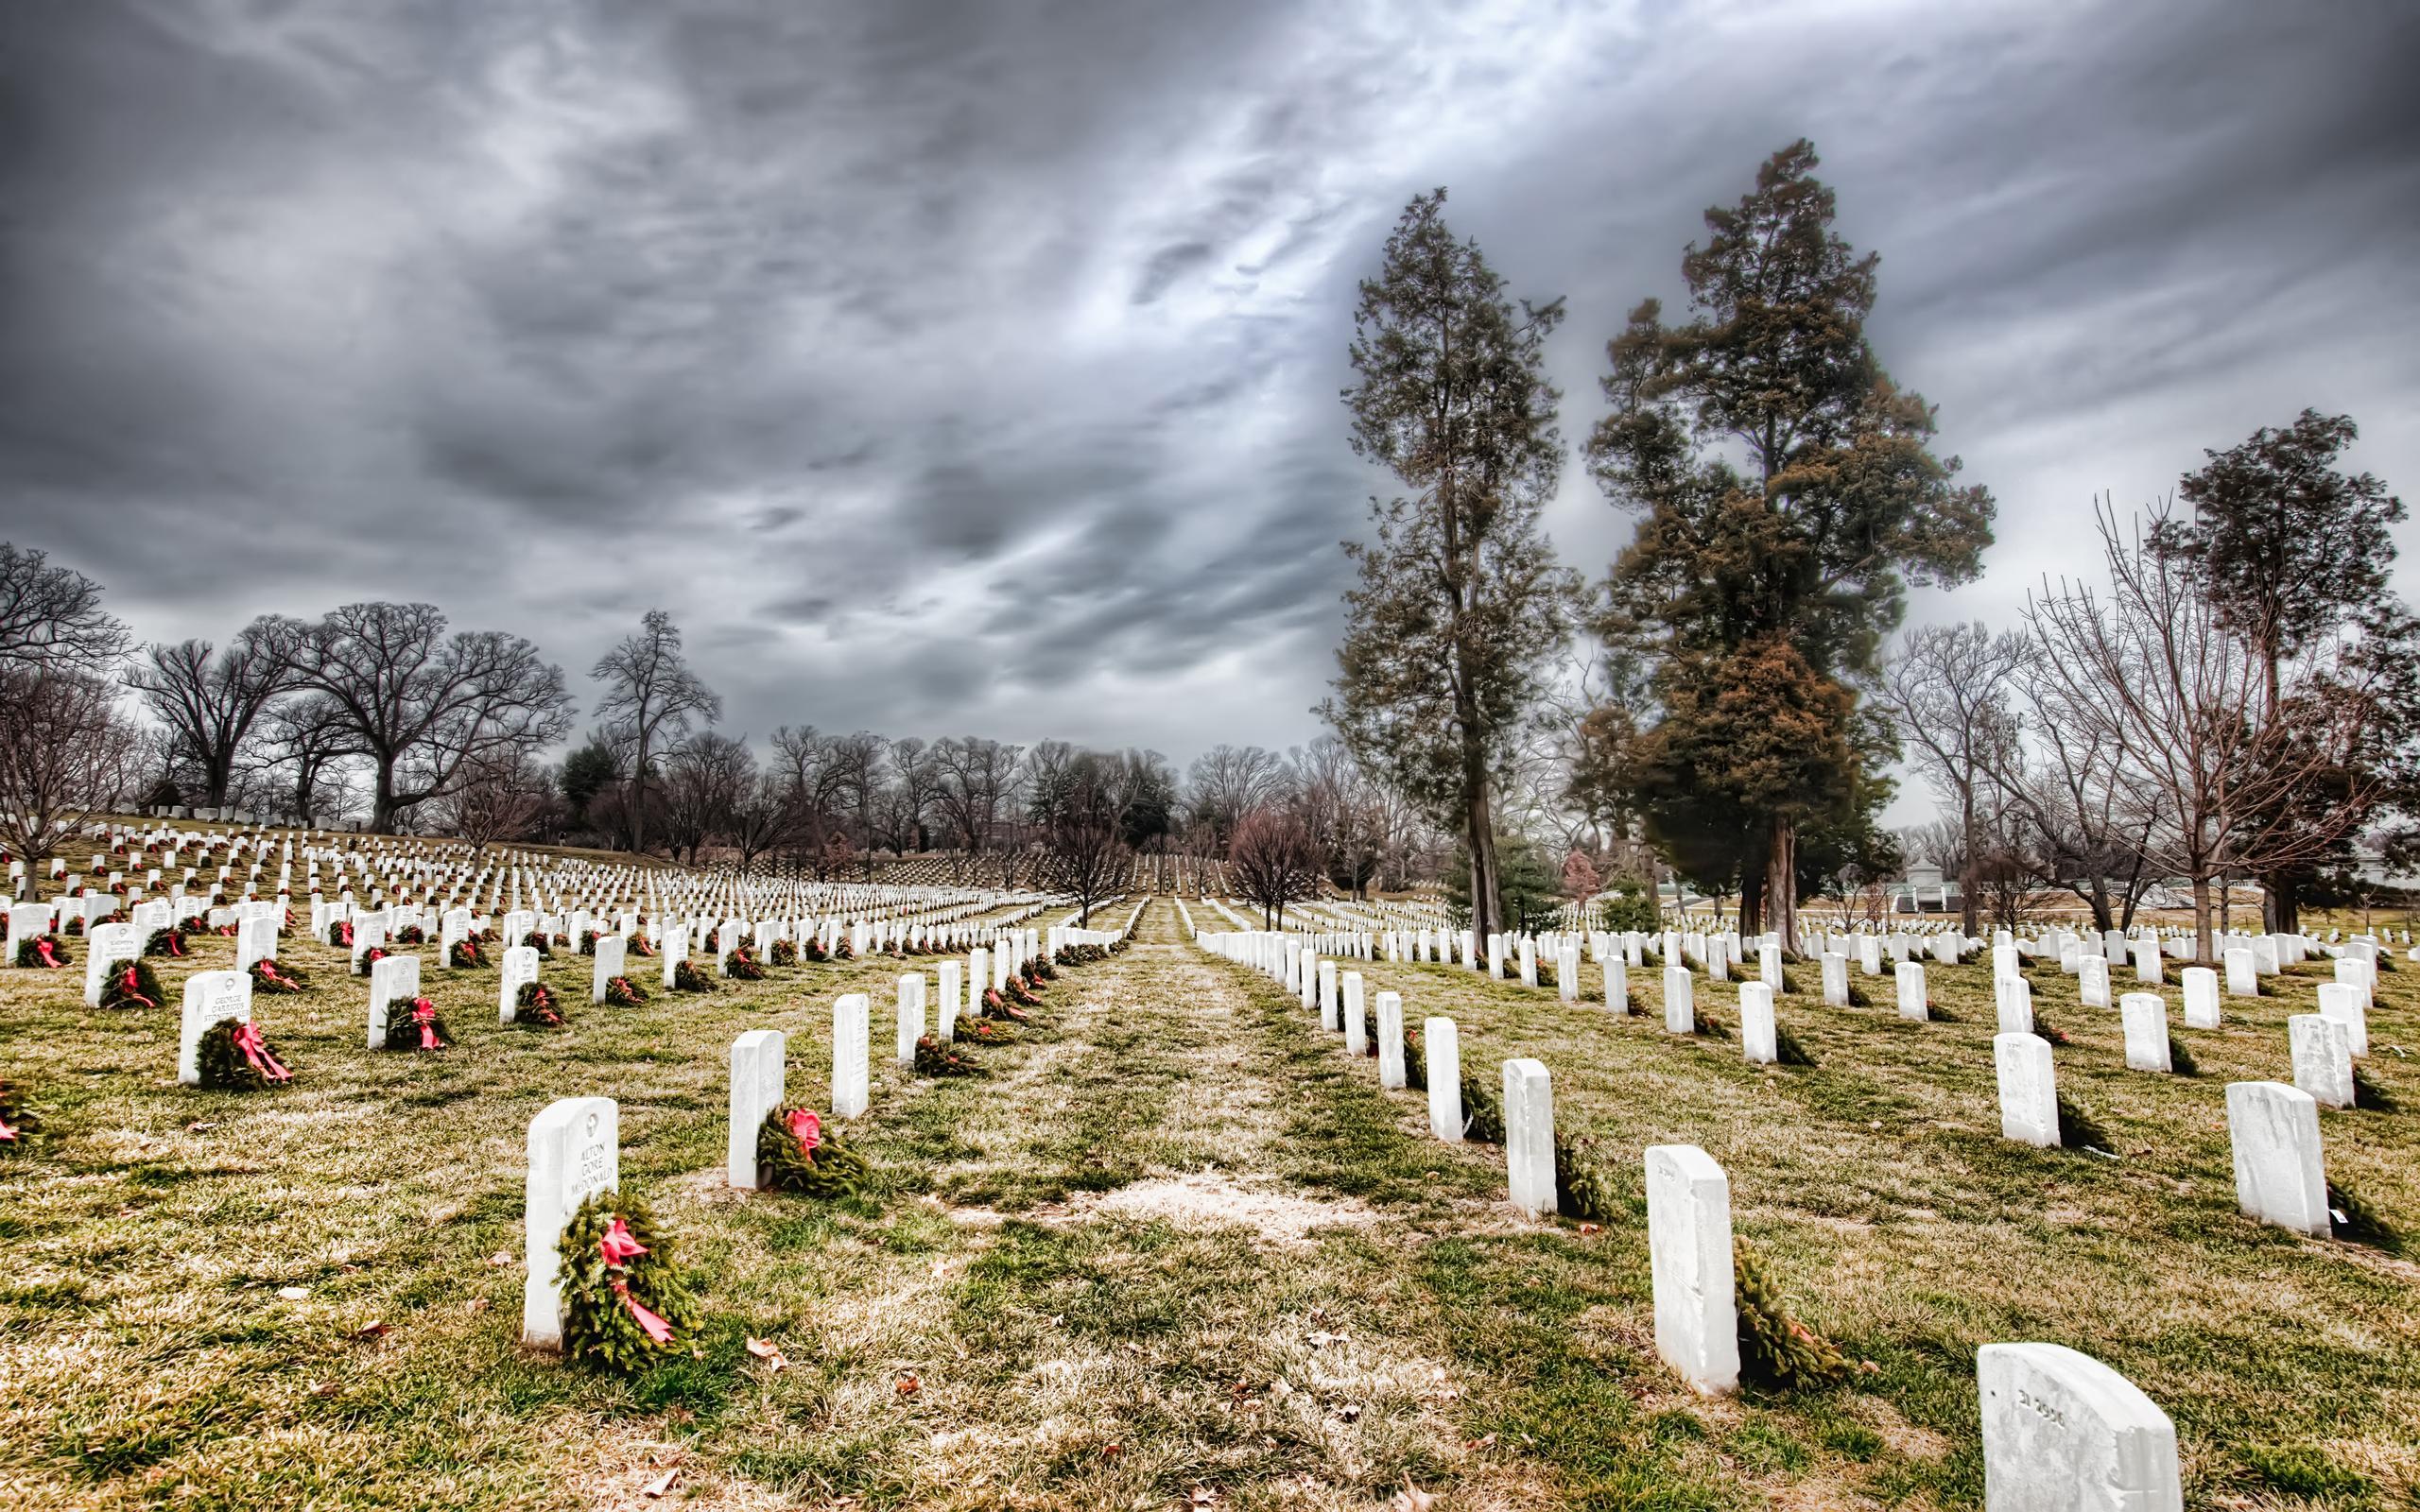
[1031, 748, 1129, 924]
[1228, 804, 1324, 927]
[1184, 744, 1290, 852]
[727, 769, 802, 871]
[259, 695, 362, 827]
[123, 617, 307, 810]
[2026, 499, 2388, 961]
[1881, 623, 2029, 936]
[293, 603, 575, 832]
[659, 731, 753, 864]
[931, 735, 1022, 884]
[590, 610, 721, 854]
[822, 731, 890, 853]
[436, 747, 554, 858]
[0, 670, 139, 895]
[0, 543, 129, 678]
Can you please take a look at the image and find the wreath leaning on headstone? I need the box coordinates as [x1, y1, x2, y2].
[754, 1108, 872, 1197]
[0, 1079, 42, 1147]
[769, 938, 797, 967]
[196, 1019, 294, 1090]
[604, 974, 648, 1007]
[724, 947, 766, 981]
[99, 957, 167, 1010]
[556, 1191, 701, 1375]
[1734, 1236, 1852, 1389]
[145, 925, 192, 958]
[914, 1034, 984, 1078]
[382, 994, 451, 1052]
[15, 934, 70, 969]
[450, 937, 488, 969]
[512, 981, 568, 1027]
[671, 959, 716, 993]
[249, 958, 310, 993]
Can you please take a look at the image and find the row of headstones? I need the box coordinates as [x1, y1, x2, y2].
[1201, 923, 2187, 1505]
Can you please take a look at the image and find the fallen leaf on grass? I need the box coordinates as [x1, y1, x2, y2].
[641, 1468, 681, 1498]
[1391, 1476, 1437, 1512]
[487, 1251, 512, 1267]
[895, 1372, 921, 1398]
[351, 1320, 389, 1341]
[466, 1297, 490, 1314]
[184, 1121, 217, 1133]
[276, 1286, 309, 1300]
[746, 1337, 789, 1372]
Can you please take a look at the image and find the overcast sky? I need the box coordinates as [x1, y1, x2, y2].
[4, 0, 2415, 822]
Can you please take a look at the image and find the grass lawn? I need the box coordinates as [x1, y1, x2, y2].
[2, 900, 2412, 1509]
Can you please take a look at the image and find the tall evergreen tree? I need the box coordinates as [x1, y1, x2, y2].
[1587, 141, 1994, 948]
[1327, 189, 1579, 941]
[2151, 409, 2413, 930]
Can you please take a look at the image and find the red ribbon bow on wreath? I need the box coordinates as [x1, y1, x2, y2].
[116, 964, 155, 1008]
[786, 1108, 822, 1155]
[609, 1279, 674, 1343]
[408, 997, 441, 1049]
[598, 1215, 649, 1264]
[0, 1115, 18, 1142]
[233, 1021, 291, 1082]
[33, 939, 61, 969]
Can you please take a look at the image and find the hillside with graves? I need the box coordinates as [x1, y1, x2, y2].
[0, 814, 2412, 1509]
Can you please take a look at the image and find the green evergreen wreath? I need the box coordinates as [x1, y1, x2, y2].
[450, 937, 489, 969]
[769, 938, 798, 967]
[145, 926, 192, 958]
[914, 1034, 983, 1077]
[1404, 1025, 1428, 1091]
[513, 981, 568, 1027]
[753, 1109, 873, 1198]
[1459, 1065, 1505, 1143]
[2165, 1034, 2198, 1077]
[14, 934, 70, 969]
[604, 974, 648, 1006]
[1774, 1024, 1816, 1067]
[1553, 1132, 1625, 1223]
[628, 934, 656, 958]
[724, 947, 766, 981]
[2327, 1179, 2397, 1250]
[556, 1191, 701, 1375]
[801, 937, 828, 962]
[2056, 1091, 2110, 1152]
[99, 956, 167, 1010]
[526, 932, 554, 958]
[195, 1018, 294, 1090]
[392, 924, 427, 945]
[325, 920, 353, 949]
[382, 995, 451, 1052]
[954, 1017, 1015, 1046]
[671, 959, 716, 993]
[249, 958, 310, 993]
[0, 1079, 42, 1147]
[577, 930, 600, 956]
[1734, 1237, 1851, 1389]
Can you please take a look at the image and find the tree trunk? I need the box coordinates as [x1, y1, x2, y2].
[2189, 875, 2215, 966]
[372, 762, 398, 833]
[1464, 778, 1501, 940]
[1738, 868, 1765, 938]
[1958, 783, 1981, 939]
[2261, 871, 2298, 934]
[1764, 817, 1800, 954]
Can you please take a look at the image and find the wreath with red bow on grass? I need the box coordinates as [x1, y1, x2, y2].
[724, 946, 766, 981]
[15, 935, 69, 969]
[100, 957, 166, 1010]
[512, 981, 567, 1027]
[753, 1108, 872, 1197]
[196, 1018, 294, 1090]
[382, 994, 450, 1052]
[603, 974, 648, 1006]
[145, 925, 191, 958]
[557, 1192, 701, 1375]
[249, 958, 309, 993]
[450, 936, 488, 969]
